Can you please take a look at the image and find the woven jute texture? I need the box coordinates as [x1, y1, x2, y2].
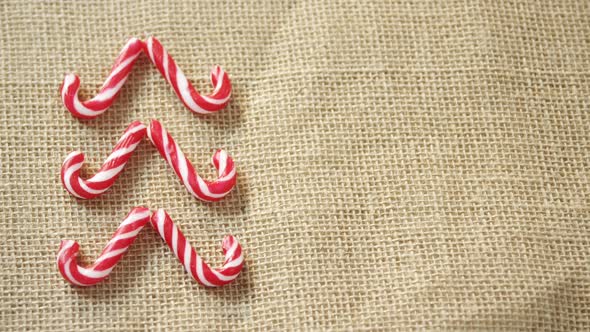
[1, 0, 589, 331]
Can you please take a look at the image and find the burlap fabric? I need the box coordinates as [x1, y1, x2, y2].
[1, 0, 588, 330]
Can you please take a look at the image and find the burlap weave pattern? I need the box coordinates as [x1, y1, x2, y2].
[1, 0, 589, 330]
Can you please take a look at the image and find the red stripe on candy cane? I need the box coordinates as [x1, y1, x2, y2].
[61, 121, 146, 199]
[57, 207, 151, 286]
[144, 36, 232, 115]
[60, 38, 144, 120]
[147, 119, 236, 202]
[150, 209, 244, 287]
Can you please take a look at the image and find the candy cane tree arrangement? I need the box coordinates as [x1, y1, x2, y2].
[56, 37, 244, 287]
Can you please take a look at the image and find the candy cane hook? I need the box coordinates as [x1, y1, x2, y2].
[151, 209, 244, 287]
[57, 207, 151, 286]
[61, 121, 146, 199]
[60, 38, 144, 119]
[144, 36, 232, 114]
[147, 119, 237, 202]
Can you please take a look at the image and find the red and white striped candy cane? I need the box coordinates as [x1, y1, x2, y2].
[147, 119, 236, 202]
[151, 209, 244, 287]
[60, 38, 144, 120]
[61, 121, 146, 199]
[144, 36, 232, 114]
[57, 207, 151, 286]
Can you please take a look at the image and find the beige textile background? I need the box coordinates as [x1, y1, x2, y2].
[0, 0, 589, 330]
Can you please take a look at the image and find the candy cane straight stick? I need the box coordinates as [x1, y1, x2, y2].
[61, 121, 146, 199]
[151, 209, 244, 287]
[145, 37, 232, 114]
[147, 120, 237, 202]
[57, 207, 151, 286]
[60, 38, 144, 119]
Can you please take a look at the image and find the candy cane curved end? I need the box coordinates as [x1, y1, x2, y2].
[150, 209, 244, 287]
[57, 207, 151, 287]
[144, 37, 232, 114]
[147, 119, 237, 202]
[60, 38, 144, 119]
[61, 121, 147, 199]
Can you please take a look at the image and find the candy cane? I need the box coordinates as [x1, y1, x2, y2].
[144, 36, 232, 114]
[57, 207, 151, 286]
[61, 121, 146, 199]
[147, 119, 236, 202]
[151, 209, 243, 287]
[60, 38, 144, 119]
